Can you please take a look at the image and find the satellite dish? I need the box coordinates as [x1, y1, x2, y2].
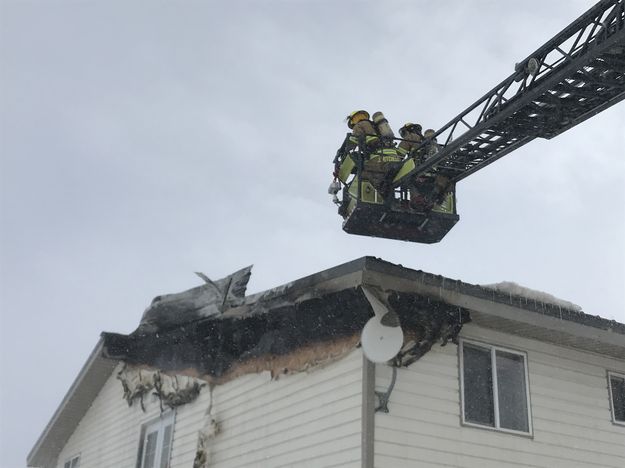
[361, 314, 404, 363]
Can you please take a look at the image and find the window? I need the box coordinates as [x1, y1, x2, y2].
[63, 456, 79, 468]
[608, 371, 625, 425]
[138, 412, 175, 468]
[460, 340, 532, 435]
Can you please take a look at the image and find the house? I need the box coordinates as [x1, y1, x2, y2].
[28, 257, 625, 468]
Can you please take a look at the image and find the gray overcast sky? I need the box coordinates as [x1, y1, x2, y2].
[1, 0, 624, 466]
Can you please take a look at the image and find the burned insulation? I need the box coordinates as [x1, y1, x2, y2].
[117, 365, 205, 412]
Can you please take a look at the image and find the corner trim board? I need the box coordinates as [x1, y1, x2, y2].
[361, 354, 375, 468]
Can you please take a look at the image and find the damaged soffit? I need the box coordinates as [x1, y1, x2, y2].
[102, 258, 470, 382]
[102, 256, 625, 383]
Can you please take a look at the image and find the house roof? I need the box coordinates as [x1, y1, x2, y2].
[27, 257, 625, 467]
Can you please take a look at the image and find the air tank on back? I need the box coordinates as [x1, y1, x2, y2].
[352, 119, 377, 139]
[372, 111, 395, 140]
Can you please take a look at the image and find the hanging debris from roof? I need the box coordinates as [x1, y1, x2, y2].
[389, 292, 468, 367]
[153, 372, 205, 410]
[193, 418, 219, 468]
[193, 386, 219, 468]
[117, 364, 206, 412]
[117, 365, 155, 411]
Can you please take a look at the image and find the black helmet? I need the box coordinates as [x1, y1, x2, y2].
[399, 123, 422, 137]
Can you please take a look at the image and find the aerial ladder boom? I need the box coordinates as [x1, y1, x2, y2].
[393, 0, 625, 187]
[332, 0, 625, 243]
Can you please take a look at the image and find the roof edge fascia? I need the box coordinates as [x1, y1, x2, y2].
[361, 257, 625, 353]
[27, 339, 118, 467]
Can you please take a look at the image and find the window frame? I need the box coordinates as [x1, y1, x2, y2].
[459, 338, 533, 437]
[63, 455, 80, 468]
[136, 411, 176, 468]
[607, 371, 625, 426]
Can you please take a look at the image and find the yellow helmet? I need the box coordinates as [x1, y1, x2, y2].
[346, 110, 370, 129]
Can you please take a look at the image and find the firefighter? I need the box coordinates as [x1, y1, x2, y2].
[340, 110, 403, 200]
[423, 128, 440, 157]
[333, 110, 379, 187]
[395, 124, 442, 210]
[345, 110, 379, 151]
[365, 113, 404, 197]
[398, 123, 423, 157]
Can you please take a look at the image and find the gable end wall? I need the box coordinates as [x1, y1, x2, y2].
[55, 350, 364, 468]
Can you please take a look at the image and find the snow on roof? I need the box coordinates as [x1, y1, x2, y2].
[481, 281, 582, 312]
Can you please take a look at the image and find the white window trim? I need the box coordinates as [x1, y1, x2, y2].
[607, 371, 625, 426]
[137, 411, 176, 468]
[63, 454, 80, 468]
[459, 338, 533, 437]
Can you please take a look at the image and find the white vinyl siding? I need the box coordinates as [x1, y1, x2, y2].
[55, 349, 363, 468]
[374, 324, 625, 468]
[170, 348, 364, 468]
[55, 363, 173, 468]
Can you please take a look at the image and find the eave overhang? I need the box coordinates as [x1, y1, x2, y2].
[362, 258, 625, 359]
[27, 340, 118, 468]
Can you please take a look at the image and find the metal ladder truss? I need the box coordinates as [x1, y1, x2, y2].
[393, 0, 625, 186]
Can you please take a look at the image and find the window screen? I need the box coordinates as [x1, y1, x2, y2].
[160, 424, 173, 468]
[609, 373, 625, 423]
[463, 344, 494, 426]
[496, 350, 529, 432]
[142, 431, 158, 468]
